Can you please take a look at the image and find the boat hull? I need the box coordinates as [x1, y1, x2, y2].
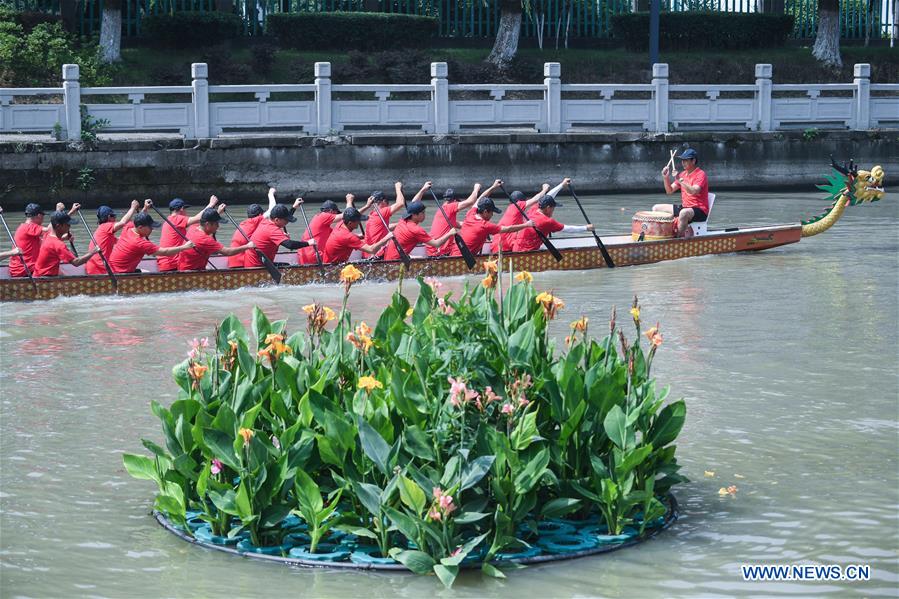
[0, 224, 802, 302]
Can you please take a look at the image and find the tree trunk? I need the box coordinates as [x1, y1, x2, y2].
[812, 0, 842, 69]
[487, 0, 523, 68]
[364, 0, 380, 11]
[99, 0, 122, 64]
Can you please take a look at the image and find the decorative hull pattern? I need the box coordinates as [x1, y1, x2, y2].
[0, 225, 802, 302]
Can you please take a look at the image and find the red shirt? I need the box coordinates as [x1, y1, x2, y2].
[156, 213, 188, 271]
[513, 208, 563, 252]
[8, 221, 43, 277]
[427, 202, 460, 257]
[363, 205, 393, 258]
[675, 167, 709, 213]
[179, 225, 223, 271]
[384, 219, 431, 261]
[452, 208, 501, 256]
[298, 212, 336, 265]
[246, 219, 288, 267]
[324, 223, 363, 263]
[108, 226, 159, 273]
[33, 234, 75, 277]
[491, 200, 527, 253]
[227, 215, 264, 268]
[85, 221, 119, 275]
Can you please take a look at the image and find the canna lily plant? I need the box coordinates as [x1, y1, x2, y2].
[124, 273, 687, 587]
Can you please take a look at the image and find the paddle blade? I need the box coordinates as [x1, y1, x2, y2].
[454, 234, 476, 269]
[537, 231, 564, 262]
[595, 234, 616, 268]
[257, 250, 282, 284]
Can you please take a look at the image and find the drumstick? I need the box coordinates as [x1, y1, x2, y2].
[665, 150, 676, 174]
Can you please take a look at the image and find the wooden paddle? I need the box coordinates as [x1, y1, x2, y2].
[297, 201, 326, 277]
[499, 183, 563, 262]
[222, 209, 282, 284]
[428, 189, 476, 270]
[0, 211, 37, 291]
[76, 209, 118, 292]
[568, 184, 615, 268]
[149, 205, 219, 271]
[371, 203, 411, 267]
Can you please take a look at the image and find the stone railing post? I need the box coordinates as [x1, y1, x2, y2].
[544, 62, 562, 133]
[854, 63, 871, 130]
[191, 63, 210, 139]
[62, 63, 81, 141]
[431, 62, 449, 135]
[315, 62, 332, 136]
[652, 63, 668, 134]
[755, 63, 773, 132]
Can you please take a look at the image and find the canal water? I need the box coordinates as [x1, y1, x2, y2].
[1, 191, 897, 597]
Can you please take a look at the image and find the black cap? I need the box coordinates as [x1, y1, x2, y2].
[477, 197, 501, 214]
[246, 204, 265, 218]
[539, 195, 562, 209]
[50, 211, 71, 227]
[676, 148, 698, 160]
[443, 189, 455, 200]
[510, 191, 526, 202]
[343, 207, 369, 222]
[372, 191, 386, 202]
[24, 203, 44, 217]
[97, 205, 117, 223]
[404, 201, 426, 218]
[200, 208, 222, 223]
[269, 204, 297, 223]
[169, 198, 190, 211]
[133, 212, 161, 229]
[320, 200, 339, 213]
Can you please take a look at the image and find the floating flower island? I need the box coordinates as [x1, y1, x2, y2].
[125, 265, 687, 586]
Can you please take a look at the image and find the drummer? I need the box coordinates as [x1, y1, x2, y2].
[654, 148, 709, 237]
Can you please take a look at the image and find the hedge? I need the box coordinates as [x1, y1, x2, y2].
[140, 12, 242, 48]
[611, 12, 795, 51]
[266, 12, 438, 51]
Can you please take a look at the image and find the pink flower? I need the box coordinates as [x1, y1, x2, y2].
[501, 403, 514, 415]
[464, 388, 480, 404]
[428, 508, 442, 522]
[425, 277, 443, 294]
[210, 459, 223, 475]
[518, 395, 530, 408]
[483, 386, 501, 403]
[437, 297, 452, 315]
[451, 547, 462, 557]
[271, 435, 281, 450]
[448, 377, 467, 407]
[433, 487, 444, 500]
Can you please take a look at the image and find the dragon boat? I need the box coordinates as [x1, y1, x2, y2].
[0, 161, 885, 302]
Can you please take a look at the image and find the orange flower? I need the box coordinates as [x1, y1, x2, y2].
[356, 322, 372, 336]
[358, 375, 383, 392]
[238, 427, 254, 447]
[535, 291, 565, 320]
[644, 322, 662, 347]
[259, 333, 292, 359]
[483, 259, 498, 275]
[339, 264, 364, 286]
[481, 274, 497, 289]
[515, 271, 533, 284]
[570, 316, 588, 332]
[187, 362, 208, 383]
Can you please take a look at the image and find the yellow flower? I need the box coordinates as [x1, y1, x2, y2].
[358, 375, 383, 392]
[357, 322, 372, 336]
[339, 264, 363, 285]
[643, 324, 659, 341]
[302, 303, 316, 314]
[483, 259, 498, 275]
[238, 427, 254, 447]
[515, 271, 533, 284]
[406, 307, 414, 318]
[535, 291, 565, 320]
[704, 471, 715, 478]
[629, 306, 640, 321]
[481, 274, 497, 289]
[718, 485, 738, 497]
[260, 333, 292, 359]
[323, 306, 336, 321]
[570, 316, 588, 332]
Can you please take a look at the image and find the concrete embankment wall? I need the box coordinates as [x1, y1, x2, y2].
[0, 131, 895, 207]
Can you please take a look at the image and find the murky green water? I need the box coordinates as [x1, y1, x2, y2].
[1, 192, 897, 597]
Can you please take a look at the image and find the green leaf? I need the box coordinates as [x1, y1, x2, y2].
[540, 497, 582, 519]
[398, 475, 427, 516]
[559, 400, 587, 444]
[389, 549, 436, 575]
[441, 532, 488, 566]
[353, 481, 383, 518]
[123, 453, 159, 484]
[513, 447, 550, 495]
[251, 306, 271, 347]
[384, 507, 420, 543]
[453, 511, 491, 524]
[402, 425, 435, 461]
[615, 445, 654, 479]
[460, 455, 495, 491]
[202, 428, 241, 471]
[511, 410, 541, 451]
[235, 481, 253, 521]
[604, 405, 628, 449]
[294, 469, 324, 516]
[508, 320, 536, 367]
[482, 562, 507, 579]
[648, 400, 686, 448]
[433, 564, 459, 589]
[358, 418, 391, 476]
[335, 525, 378, 540]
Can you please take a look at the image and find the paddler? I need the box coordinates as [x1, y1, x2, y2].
[513, 184, 594, 252]
[383, 200, 457, 261]
[226, 203, 266, 268]
[107, 210, 194, 273]
[426, 183, 485, 257]
[297, 194, 372, 265]
[156, 196, 219, 272]
[490, 182, 552, 253]
[362, 182, 406, 258]
[655, 148, 709, 237]
[245, 203, 315, 267]
[8, 202, 78, 277]
[451, 195, 534, 257]
[323, 206, 393, 264]
[33, 211, 100, 276]
[85, 200, 144, 275]
[179, 208, 255, 271]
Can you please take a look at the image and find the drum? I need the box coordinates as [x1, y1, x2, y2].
[632, 211, 675, 241]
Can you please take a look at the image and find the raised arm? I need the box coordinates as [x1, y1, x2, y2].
[263, 187, 278, 218]
[388, 181, 406, 215]
[114, 200, 140, 232]
[458, 182, 487, 212]
[524, 183, 552, 211]
[411, 181, 433, 203]
[189, 195, 219, 225]
[545, 177, 570, 200]
[662, 166, 676, 195]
